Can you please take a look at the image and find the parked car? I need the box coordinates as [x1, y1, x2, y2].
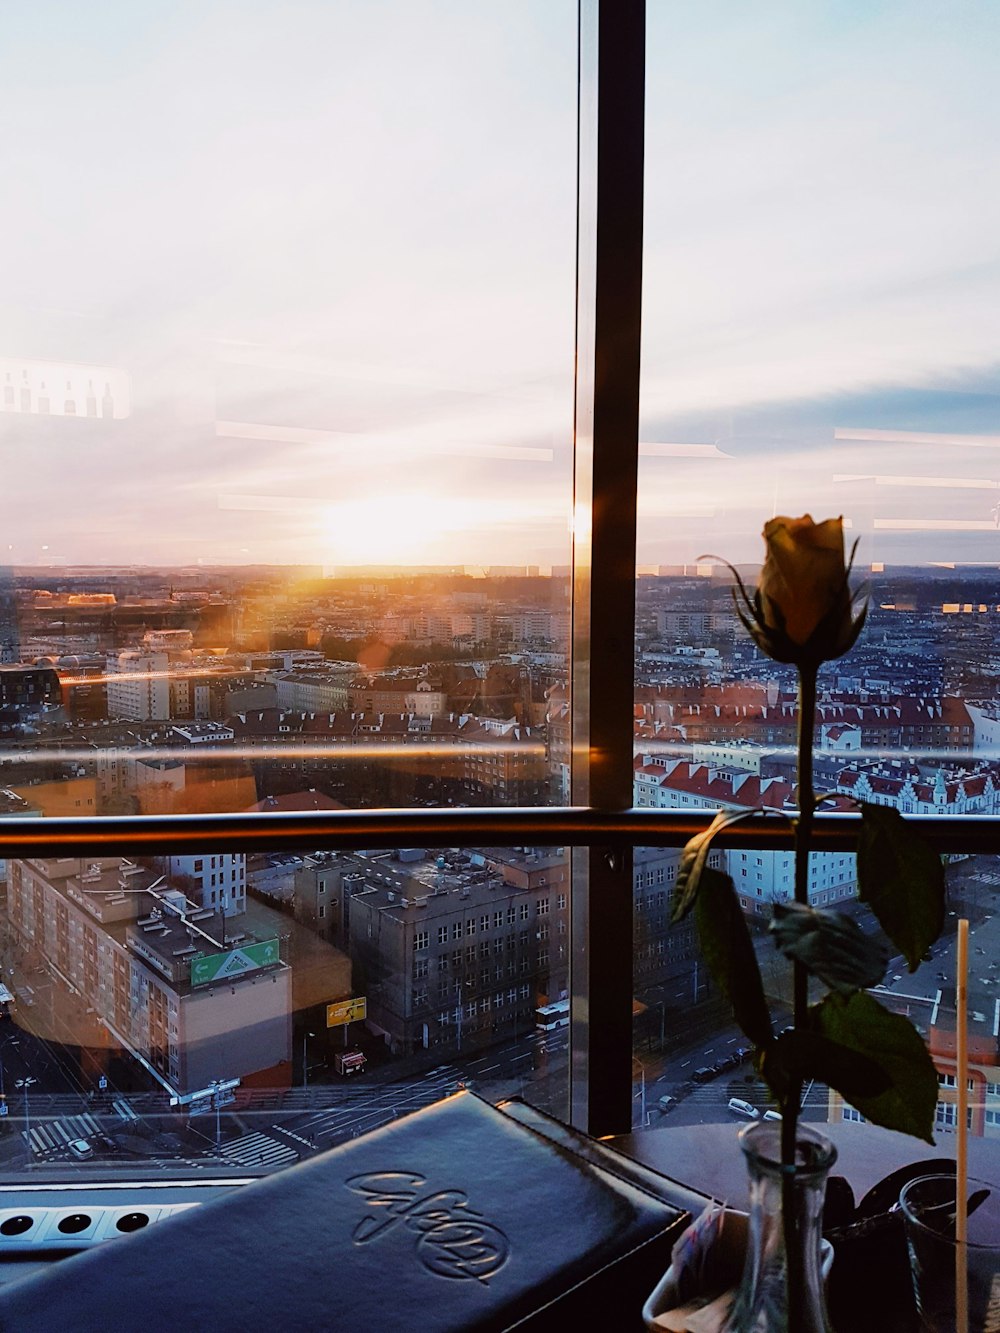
[68, 1139, 94, 1159]
[763, 1110, 782, 1122]
[727, 1098, 759, 1119]
[693, 1066, 714, 1083]
[657, 1095, 676, 1114]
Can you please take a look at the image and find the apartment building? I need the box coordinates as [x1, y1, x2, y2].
[348, 851, 569, 1056]
[106, 650, 170, 721]
[634, 756, 856, 911]
[152, 854, 248, 916]
[6, 858, 291, 1095]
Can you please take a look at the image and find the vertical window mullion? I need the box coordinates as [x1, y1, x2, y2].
[570, 0, 645, 1136]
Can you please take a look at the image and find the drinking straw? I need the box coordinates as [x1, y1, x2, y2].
[956, 917, 969, 1333]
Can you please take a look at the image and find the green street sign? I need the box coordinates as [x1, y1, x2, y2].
[190, 938, 280, 987]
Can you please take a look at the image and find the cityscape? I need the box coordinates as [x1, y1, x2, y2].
[0, 558, 994, 1178]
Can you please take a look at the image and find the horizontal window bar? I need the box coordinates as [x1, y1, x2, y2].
[0, 807, 996, 855]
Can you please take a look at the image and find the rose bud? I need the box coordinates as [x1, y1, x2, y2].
[718, 515, 867, 667]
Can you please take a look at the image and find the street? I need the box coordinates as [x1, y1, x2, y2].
[0, 852, 992, 1178]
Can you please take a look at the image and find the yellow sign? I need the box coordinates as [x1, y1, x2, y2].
[327, 996, 367, 1028]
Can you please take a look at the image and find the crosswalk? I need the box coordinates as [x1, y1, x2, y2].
[26, 1113, 102, 1158]
[288, 1072, 460, 1148]
[214, 1131, 298, 1168]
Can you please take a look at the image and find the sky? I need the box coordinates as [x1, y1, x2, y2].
[1, 1, 998, 570]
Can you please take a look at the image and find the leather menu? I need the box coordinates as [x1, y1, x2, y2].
[0, 1092, 691, 1331]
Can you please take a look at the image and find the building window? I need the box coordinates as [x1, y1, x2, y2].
[413, 931, 428, 952]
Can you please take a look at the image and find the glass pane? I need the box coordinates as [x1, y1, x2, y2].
[0, 844, 569, 1178]
[0, 0, 575, 815]
[632, 849, 999, 1139]
[634, 3, 1000, 1139]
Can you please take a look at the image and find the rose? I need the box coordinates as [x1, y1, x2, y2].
[760, 515, 848, 647]
[719, 514, 866, 666]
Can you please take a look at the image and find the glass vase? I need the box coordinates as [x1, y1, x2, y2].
[724, 1120, 836, 1333]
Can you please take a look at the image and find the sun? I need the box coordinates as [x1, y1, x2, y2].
[320, 493, 456, 566]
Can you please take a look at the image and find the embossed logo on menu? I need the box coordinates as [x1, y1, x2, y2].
[346, 1171, 510, 1283]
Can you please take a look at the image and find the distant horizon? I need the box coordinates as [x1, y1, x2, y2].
[8, 560, 1000, 581]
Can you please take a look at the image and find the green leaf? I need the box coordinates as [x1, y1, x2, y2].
[671, 807, 758, 924]
[760, 1028, 890, 1106]
[694, 868, 773, 1049]
[857, 803, 945, 971]
[813, 991, 938, 1143]
[771, 901, 887, 994]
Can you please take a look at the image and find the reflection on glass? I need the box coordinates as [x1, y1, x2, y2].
[0, 0, 576, 1181]
[0, 845, 569, 1176]
[0, 1, 576, 817]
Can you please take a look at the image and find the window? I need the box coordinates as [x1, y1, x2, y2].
[1, 7, 997, 1220]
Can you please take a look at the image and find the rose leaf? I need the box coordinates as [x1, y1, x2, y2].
[694, 867, 773, 1049]
[813, 991, 938, 1143]
[760, 1027, 890, 1106]
[770, 901, 887, 994]
[671, 806, 759, 924]
[857, 803, 945, 971]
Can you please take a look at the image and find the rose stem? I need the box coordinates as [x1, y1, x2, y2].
[784, 659, 817, 1328]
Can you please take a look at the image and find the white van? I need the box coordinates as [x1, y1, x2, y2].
[727, 1097, 759, 1119]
